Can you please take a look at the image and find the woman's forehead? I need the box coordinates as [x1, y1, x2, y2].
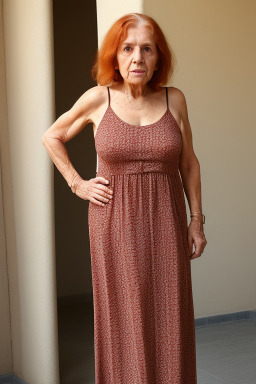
[125, 23, 153, 36]
[120, 25, 155, 45]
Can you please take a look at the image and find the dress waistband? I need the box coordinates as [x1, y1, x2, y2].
[96, 160, 178, 177]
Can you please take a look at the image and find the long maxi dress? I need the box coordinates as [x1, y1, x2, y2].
[88, 86, 197, 384]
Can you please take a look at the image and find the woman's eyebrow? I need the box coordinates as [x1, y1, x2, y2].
[122, 41, 153, 46]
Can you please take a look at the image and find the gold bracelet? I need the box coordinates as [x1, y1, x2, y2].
[190, 212, 205, 224]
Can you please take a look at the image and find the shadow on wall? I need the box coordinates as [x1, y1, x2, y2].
[52, 0, 98, 303]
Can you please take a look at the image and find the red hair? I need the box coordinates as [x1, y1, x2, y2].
[91, 13, 176, 92]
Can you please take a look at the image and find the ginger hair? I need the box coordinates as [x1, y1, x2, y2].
[91, 13, 176, 91]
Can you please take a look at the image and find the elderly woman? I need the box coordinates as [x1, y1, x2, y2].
[42, 12, 207, 384]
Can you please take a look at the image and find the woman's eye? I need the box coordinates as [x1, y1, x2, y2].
[144, 47, 151, 52]
[124, 46, 131, 52]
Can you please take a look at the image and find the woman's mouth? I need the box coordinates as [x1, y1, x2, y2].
[131, 70, 146, 75]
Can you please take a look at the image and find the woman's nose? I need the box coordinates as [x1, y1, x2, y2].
[132, 48, 144, 63]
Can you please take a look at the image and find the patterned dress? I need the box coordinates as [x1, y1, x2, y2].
[88, 86, 197, 383]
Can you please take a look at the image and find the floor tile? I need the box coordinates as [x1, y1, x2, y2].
[58, 302, 256, 384]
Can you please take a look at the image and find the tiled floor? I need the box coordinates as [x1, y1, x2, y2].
[58, 302, 256, 384]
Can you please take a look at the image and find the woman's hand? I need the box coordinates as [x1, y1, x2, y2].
[75, 177, 113, 206]
[188, 218, 207, 260]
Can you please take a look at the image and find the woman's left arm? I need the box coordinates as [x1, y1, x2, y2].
[174, 88, 207, 260]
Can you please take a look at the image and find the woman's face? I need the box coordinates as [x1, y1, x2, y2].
[116, 23, 159, 87]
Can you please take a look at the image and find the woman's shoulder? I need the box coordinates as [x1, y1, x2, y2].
[73, 85, 109, 116]
[166, 86, 187, 109]
[166, 86, 185, 99]
[82, 85, 108, 106]
[62, 85, 109, 129]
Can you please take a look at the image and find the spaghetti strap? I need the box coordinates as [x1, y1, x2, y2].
[165, 86, 169, 109]
[107, 86, 110, 107]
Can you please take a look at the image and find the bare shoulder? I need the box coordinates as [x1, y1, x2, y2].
[167, 86, 189, 127]
[167, 86, 187, 108]
[42, 85, 109, 143]
[70, 85, 108, 121]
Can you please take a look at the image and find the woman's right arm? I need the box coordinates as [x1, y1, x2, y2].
[42, 86, 113, 206]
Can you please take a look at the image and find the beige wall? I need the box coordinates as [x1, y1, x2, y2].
[143, 0, 256, 317]
[0, 1, 12, 373]
[1, 0, 60, 383]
